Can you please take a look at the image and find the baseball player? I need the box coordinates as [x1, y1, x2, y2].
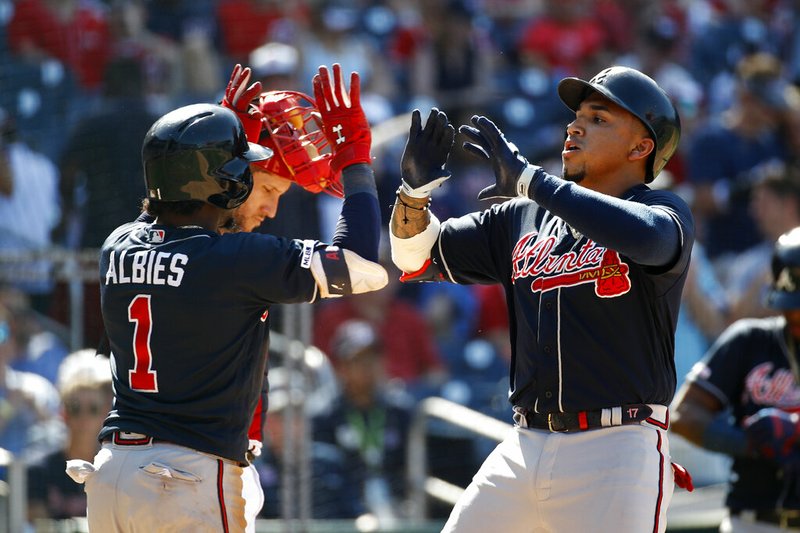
[66, 64, 387, 532]
[390, 66, 694, 532]
[672, 227, 800, 532]
[217, 63, 351, 530]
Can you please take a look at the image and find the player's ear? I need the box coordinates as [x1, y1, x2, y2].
[629, 137, 655, 163]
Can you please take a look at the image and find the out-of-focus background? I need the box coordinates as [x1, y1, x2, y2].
[1, 0, 799, 530]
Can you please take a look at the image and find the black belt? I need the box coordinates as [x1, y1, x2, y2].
[733, 509, 800, 529]
[514, 404, 656, 432]
[103, 431, 255, 465]
[102, 431, 165, 446]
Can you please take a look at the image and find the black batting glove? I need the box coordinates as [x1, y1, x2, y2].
[400, 108, 455, 198]
[460, 115, 543, 200]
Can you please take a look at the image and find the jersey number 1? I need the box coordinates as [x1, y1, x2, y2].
[128, 294, 159, 392]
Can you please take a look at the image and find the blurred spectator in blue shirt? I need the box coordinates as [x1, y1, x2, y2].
[686, 52, 795, 263]
[0, 108, 60, 312]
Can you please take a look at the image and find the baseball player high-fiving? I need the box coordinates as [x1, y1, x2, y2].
[67, 64, 387, 532]
[390, 66, 694, 532]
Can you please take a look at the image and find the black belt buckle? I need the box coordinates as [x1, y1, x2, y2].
[547, 413, 568, 432]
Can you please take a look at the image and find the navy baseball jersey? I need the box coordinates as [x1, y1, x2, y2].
[426, 182, 693, 413]
[687, 316, 800, 510]
[98, 221, 318, 463]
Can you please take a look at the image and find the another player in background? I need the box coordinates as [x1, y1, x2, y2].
[390, 66, 694, 532]
[66, 63, 387, 532]
[672, 227, 800, 532]
[218, 62, 350, 530]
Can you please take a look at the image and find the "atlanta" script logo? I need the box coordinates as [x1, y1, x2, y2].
[511, 232, 631, 297]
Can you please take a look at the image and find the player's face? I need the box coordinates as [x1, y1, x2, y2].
[234, 168, 292, 232]
[562, 93, 652, 188]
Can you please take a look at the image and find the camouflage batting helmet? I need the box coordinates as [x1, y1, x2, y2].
[142, 103, 273, 209]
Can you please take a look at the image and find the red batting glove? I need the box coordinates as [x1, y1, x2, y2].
[313, 63, 372, 174]
[671, 462, 694, 492]
[221, 63, 264, 143]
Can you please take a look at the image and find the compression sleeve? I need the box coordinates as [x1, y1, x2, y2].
[530, 172, 681, 267]
[331, 163, 381, 262]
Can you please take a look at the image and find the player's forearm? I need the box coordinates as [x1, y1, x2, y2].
[389, 190, 441, 274]
[530, 173, 681, 267]
[390, 190, 430, 238]
[331, 163, 380, 262]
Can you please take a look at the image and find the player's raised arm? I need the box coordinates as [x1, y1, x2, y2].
[307, 64, 387, 298]
[389, 108, 455, 276]
[458, 100, 689, 269]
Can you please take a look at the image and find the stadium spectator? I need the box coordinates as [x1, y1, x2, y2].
[0, 107, 60, 312]
[311, 319, 412, 524]
[27, 348, 112, 524]
[0, 301, 60, 460]
[725, 162, 800, 322]
[256, 366, 363, 519]
[408, 0, 496, 118]
[686, 52, 795, 263]
[313, 258, 446, 391]
[6, 0, 110, 92]
[515, 0, 610, 79]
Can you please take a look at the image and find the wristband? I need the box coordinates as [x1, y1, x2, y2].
[400, 175, 450, 199]
[516, 165, 539, 198]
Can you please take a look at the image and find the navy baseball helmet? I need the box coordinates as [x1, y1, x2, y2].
[768, 227, 800, 310]
[142, 103, 273, 209]
[557, 66, 681, 183]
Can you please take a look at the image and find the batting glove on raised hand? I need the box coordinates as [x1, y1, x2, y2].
[400, 108, 455, 198]
[743, 408, 800, 461]
[459, 115, 544, 201]
[313, 63, 371, 175]
[221, 63, 264, 142]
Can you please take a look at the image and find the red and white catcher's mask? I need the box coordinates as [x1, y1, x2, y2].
[255, 91, 342, 198]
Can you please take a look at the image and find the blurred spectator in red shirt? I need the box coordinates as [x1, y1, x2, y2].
[7, 0, 110, 91]
[516, 0, 608, 78]
[216, 0, 307, 64]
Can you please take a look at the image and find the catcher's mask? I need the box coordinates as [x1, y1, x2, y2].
[142, 103, 272, 209]
[768, 227, 800, 310]
[255, 91, 342, 198]
[557, 66, 681, 183]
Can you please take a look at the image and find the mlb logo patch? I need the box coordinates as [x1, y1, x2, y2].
[300, 239, 315, 269]
[149, 229, 165, 243]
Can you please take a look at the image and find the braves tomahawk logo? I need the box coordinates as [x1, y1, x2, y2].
[511, 232, 631, 297]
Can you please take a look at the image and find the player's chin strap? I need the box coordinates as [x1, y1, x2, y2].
[309, 245, 388, 298]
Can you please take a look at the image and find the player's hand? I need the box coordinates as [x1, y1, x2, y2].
[459, 115, 543, 201]
[400, 108, 455, 198]
[221, 63, 263, 142]
[313, 64, 371, 175]
[743, 407, 800, 461]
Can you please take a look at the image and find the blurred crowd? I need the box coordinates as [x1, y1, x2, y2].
[3, 0, 800, 525]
